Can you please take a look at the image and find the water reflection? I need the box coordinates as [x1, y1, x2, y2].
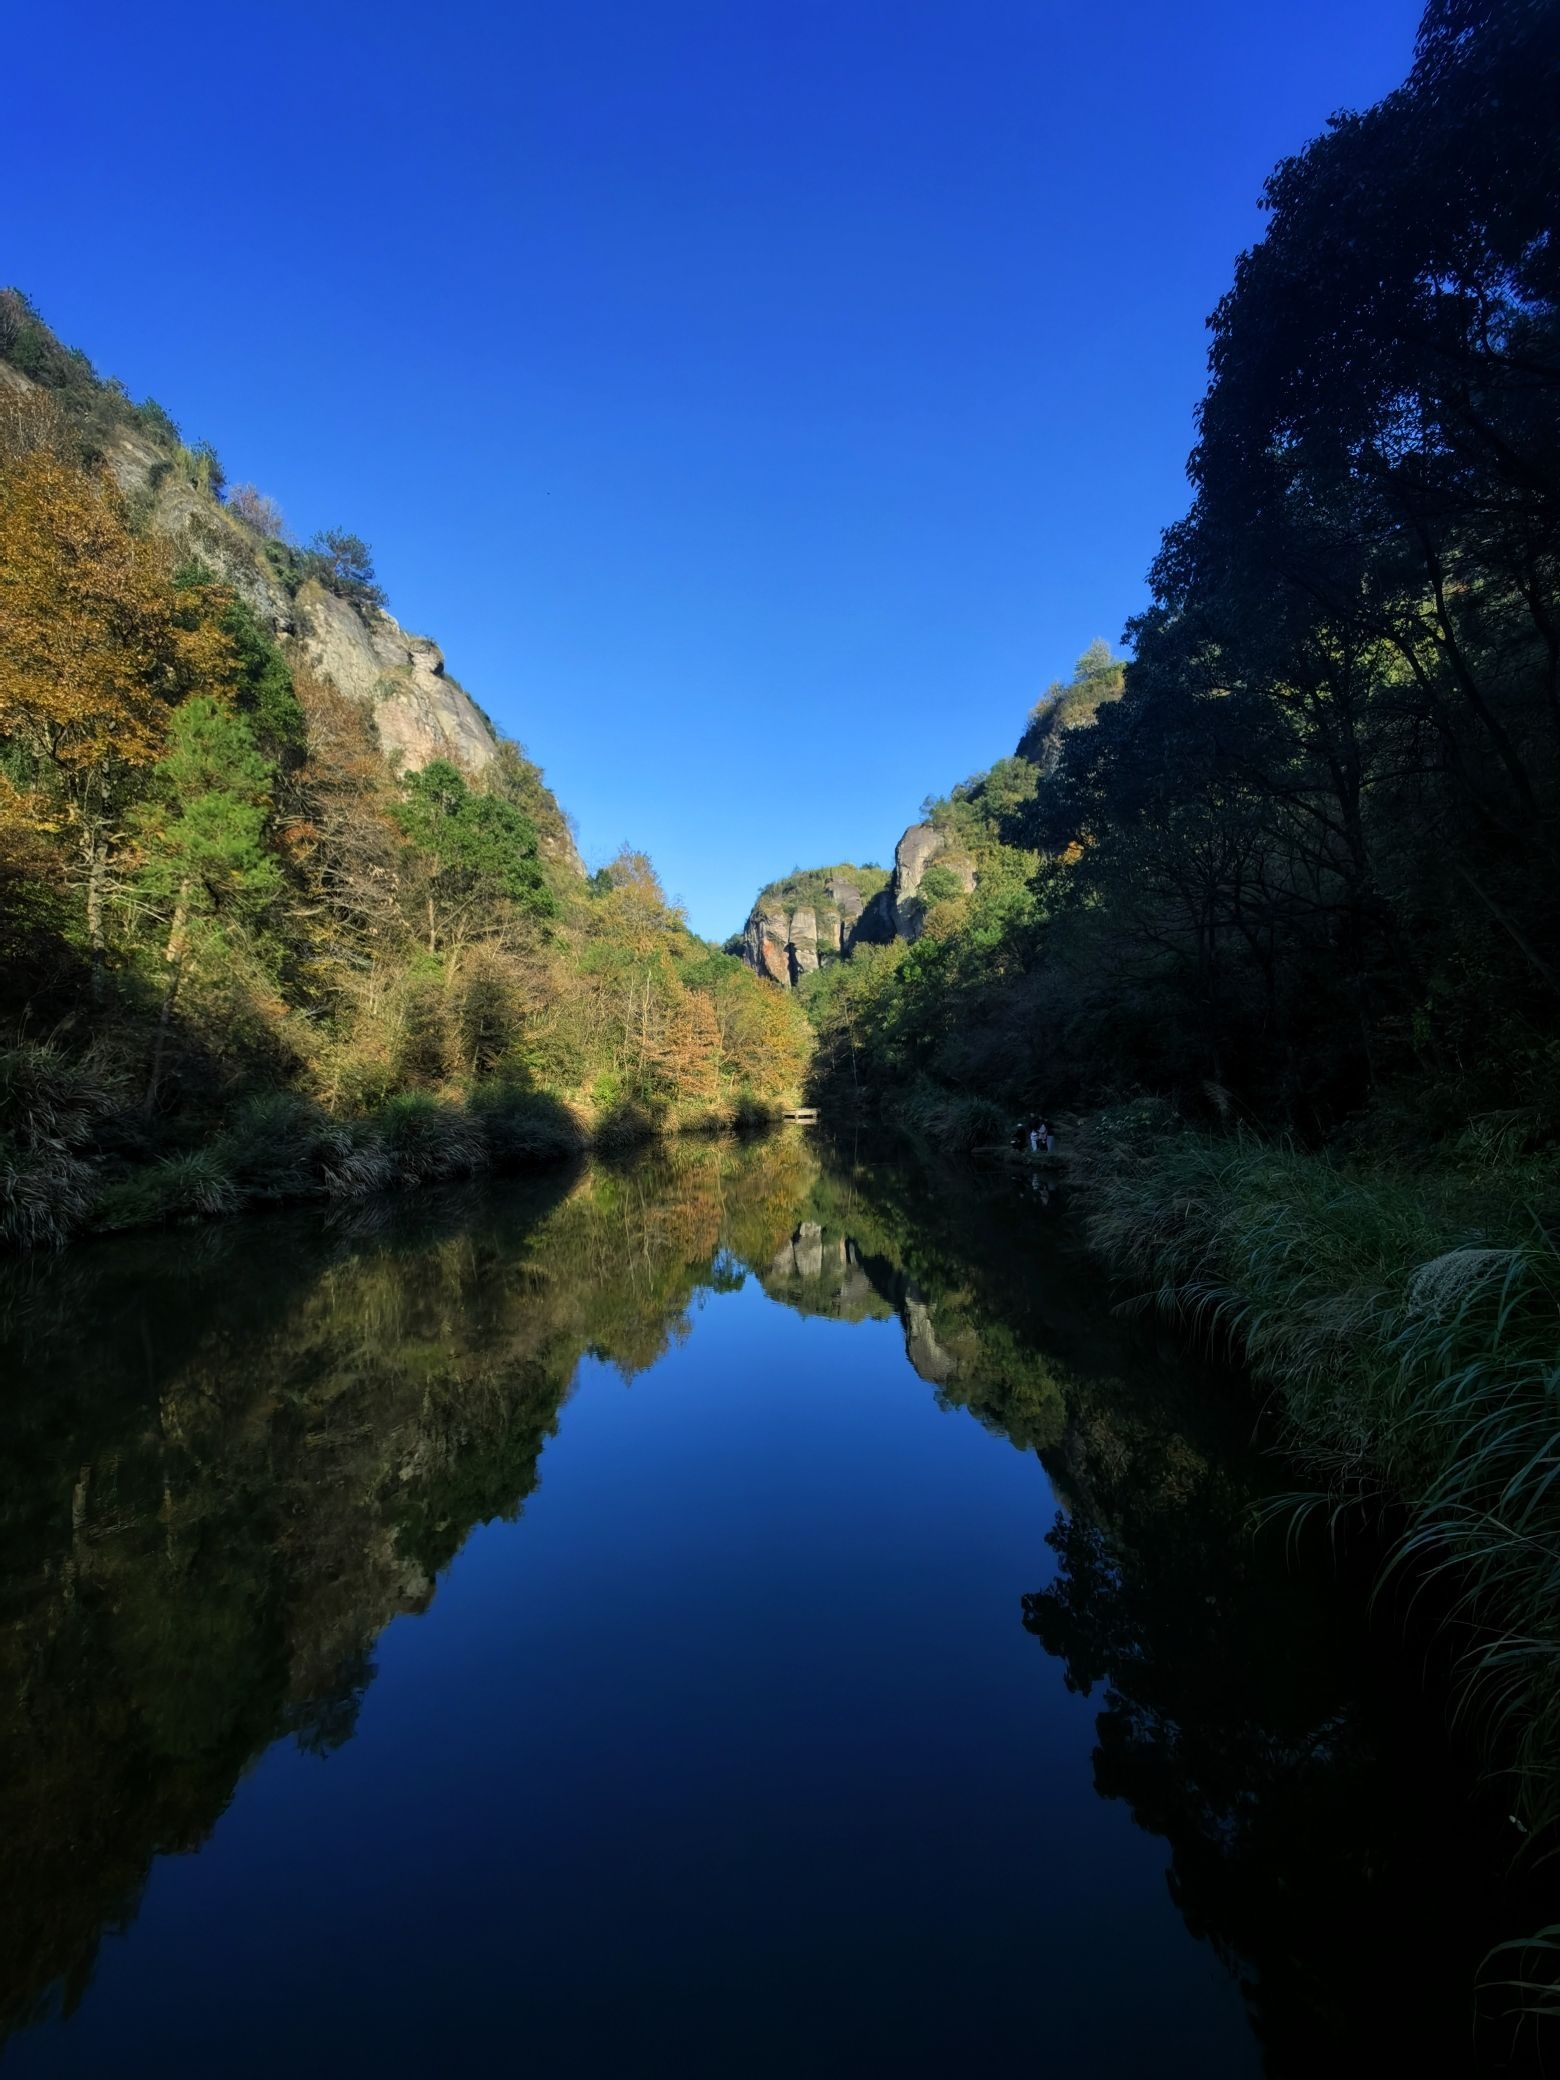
[0, 1132, 1539, 2070]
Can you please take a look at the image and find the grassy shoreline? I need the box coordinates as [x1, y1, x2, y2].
[0, 1038, 794, 1248]
[1068, 1105, 1560, 1868]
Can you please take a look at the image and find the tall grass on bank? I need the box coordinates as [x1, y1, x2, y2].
[1079, 1107, 1560, 1853]
[0, 1042, 120, 1248]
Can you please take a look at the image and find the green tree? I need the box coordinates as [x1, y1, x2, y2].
[137, 698, 281, 1104]
[394, 759, 555, 952]
[307, 529, 386, 608]
[223, 596, 305, 764]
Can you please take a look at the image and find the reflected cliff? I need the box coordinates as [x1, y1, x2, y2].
[0, 1131, 1539, 2070]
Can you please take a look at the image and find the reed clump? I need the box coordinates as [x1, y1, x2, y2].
[0, 1041, 120, 1248]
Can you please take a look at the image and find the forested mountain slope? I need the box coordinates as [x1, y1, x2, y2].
[789, 0, 1560, 1152]
[0, 297, 811, 1242]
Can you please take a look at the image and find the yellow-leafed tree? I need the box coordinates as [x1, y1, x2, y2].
[0, 449, 236, 973]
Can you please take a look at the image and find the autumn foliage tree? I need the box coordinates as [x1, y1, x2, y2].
[0, 447, 235, 981]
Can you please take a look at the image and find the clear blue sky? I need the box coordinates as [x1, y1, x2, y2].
[9, 0, 1423, 940]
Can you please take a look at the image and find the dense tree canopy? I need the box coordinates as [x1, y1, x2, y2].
[808, 0, 1560, 1146]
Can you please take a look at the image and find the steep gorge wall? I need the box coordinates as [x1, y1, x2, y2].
[100, 410, 501, 777]
[1, 357, 583, 874]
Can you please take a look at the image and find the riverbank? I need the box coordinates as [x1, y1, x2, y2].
[1067, 1104, 1560, 1901]
[0, 1038, 794, 1248]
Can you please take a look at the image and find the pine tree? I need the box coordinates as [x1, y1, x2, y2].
[137, 698, 280, 1104]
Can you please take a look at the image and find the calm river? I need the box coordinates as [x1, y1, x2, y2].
[0, 1133, 1537, 2074]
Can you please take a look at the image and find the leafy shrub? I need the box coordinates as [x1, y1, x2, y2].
[180, 440, 224, 496]
[918, 864, 967, 907]
[729, 1090, 779, 1130]
[133, 397, 181, 443]
[592, 1099, 661, 1149]
[261, 536, 312, 597]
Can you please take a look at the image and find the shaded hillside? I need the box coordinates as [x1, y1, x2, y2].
[1015, 638, 1125, 771]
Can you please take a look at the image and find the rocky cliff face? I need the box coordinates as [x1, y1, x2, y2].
[849, 821, 975, 949]
[291, 582, 497, 774]
[2, 357, 582, 870]
[740, 868, 878, 987]
[88, 405, 503, 780]
[739, 826, 974, 988]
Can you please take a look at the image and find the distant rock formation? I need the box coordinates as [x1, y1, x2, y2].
[739, 866, 885, 987]
[738, 826, 975, 988]
[734, 641, 1128, 991]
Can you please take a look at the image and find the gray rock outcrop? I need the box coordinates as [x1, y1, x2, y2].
[885, 821, 976, 939]
[5, 361, 514, 791]
[743, 905, 793, 985]
[845, 822, 976, 956]
[737, 825, 976, 988]
[788, 905, 820, 980]
[297, 585, 497, 774]
[737, 866, 885, 988]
